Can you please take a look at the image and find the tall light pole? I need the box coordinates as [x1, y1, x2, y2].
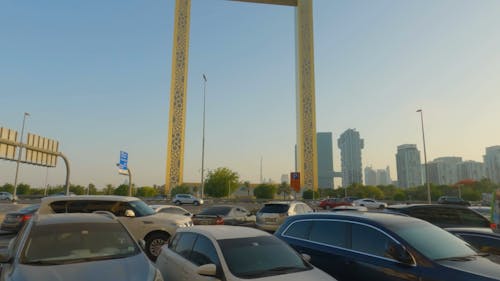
[200, 74, 207, 199]
[13, 112, 30, 201]
[417, 109, 431, 204]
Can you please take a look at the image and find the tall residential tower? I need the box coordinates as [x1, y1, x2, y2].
[396, 144, 422, 188]
[338, 129, 364, 187]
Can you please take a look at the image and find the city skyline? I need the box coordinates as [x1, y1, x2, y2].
[2, 0, 500, 188]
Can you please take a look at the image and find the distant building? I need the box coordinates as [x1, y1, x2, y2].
[281, 174, 289, 184]
[396, 144, 422, 188]
[484, 146, 500, 184]
[376, 167, 392, 186]
[317, 132, 334, 189]
[364, 166, 377, 186]
[338, 129, 364, 187]
[428, 157, 462, 185]
[457, 160, 485, 182]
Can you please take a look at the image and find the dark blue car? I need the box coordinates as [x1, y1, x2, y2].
[275, 212, 500, 281]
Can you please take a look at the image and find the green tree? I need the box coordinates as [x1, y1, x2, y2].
[243, 181, 251, 197]
[70, 184, 86, 195]
[103, 184, 115, 195]
[0, 183, 14, 193]
[393, 190, 406, 201]
[16, 183, 31, 195]
[170, 184, 191, 197]
[302, 189, 319, 200]
[114, 184, 130, 196]
[277, 182, 291, 200]
[136, 186, 158, 197]
[204, 167, 240, 198]
[88, 183, 97, 195]
[253, 183, 277, 199]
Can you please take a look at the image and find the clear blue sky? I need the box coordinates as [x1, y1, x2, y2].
[1, 0, 500, 188]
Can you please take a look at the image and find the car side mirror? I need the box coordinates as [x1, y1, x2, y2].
[301, 253, 311, 262]
[197, 263, 217, 277]
[386, 243, 414, 265]
[124, 209, 136, 217]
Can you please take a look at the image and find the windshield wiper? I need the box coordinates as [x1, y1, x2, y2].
[268, 266, 305, 273]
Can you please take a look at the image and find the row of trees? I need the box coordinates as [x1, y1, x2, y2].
[2, 166, 498, 201]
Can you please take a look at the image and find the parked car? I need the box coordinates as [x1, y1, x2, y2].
[37, 195, 193, 261]
[275, 212, 500, 281]
[192, 205, 255, 226]
[150, 204, 192, 217]
[0, 213, 163, 281]
[437, 196, 471, 206]
[446, 228, 500, 257]
[256, 201, 314, 232]
[155, 225, 336, 281]
[318, 198, 352, 210]
[330, 205, 368, 212]
[352, 198, 387, 209]
[172, 194, 204, 206]
[0, 192, 15, 202]
[386, 204, 492, 229]
[0, 204, 39, 233]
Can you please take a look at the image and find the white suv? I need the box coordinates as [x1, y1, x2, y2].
[172, 194, 203, 205]
[38, 195, 193, 261]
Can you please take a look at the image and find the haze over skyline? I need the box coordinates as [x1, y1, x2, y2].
[1, 0, 500, 188]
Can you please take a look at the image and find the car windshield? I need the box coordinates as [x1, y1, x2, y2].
[20, 204, 39, 213]
[218, 236, 310, 278]
[389, 220, 477, 260]
[21, 222, 140, 265]
[129, 200, 155, 217]
[259, 204, 289, 213]
[199, 206, 231, 216]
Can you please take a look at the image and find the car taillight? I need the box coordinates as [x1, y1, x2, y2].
[21, 214, 32, 222]
[215, 217, 224, 225]
[491, 223, 497, 230]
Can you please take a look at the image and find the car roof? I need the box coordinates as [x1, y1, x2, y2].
[34, 213, 117, 226]
[178, 225, 270, 240]
[265, 201, 303, 205]
[41, 195, 139, 204]
[387, 204, 469, 209]
[445, 227, 496, 234]
[287, 211, 426, 228]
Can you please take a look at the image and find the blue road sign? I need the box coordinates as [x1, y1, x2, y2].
[119, 151, 128, 170]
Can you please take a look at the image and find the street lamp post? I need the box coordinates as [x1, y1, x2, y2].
[200, 74, 207, 199]
[417, 109, 431, 204]
[13, 112, 30, 201]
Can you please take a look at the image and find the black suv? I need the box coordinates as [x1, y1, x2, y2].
[437, 196, 471, 206]
[386, 204, 490, 229]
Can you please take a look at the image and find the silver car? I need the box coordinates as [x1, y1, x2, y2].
[256, 201, 313, 232]
[156, 225, 336, 281]
[172, 194, 204, 205]
[0, 213, 163, 281]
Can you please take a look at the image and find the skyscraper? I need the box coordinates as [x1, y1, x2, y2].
[484, 146, 500, 183]
[317, 132, 334, 189]
[396, 144, 422, 188]
[457, 160, 485, 182]
[338, 129, 364, 187]
[376, 167, 392, 186]
[364, 166, 376, 186]
[427, 157, 462, 185]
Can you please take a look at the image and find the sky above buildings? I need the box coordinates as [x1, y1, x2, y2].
[1, 0, 500, 188]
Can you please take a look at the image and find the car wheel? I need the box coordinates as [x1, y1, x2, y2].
[193, 201, 199, 206]
[145, 232, 169, 261]
[174, 201, 181, 205]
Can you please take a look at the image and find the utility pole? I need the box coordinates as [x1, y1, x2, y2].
[13, 112, 30, 201]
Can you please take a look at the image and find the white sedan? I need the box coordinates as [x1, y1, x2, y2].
[352, 198, 387, 209]
[156, 226, 337, 281]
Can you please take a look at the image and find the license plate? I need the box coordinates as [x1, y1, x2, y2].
[264, 218, 276, 223]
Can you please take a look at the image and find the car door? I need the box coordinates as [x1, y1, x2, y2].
[348, 223, 419, 281]
[158, 232, 198, 281]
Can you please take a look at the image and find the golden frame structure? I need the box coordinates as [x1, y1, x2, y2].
[166, 0, 318, 192]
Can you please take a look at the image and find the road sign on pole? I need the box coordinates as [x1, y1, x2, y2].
[118, 151, 128, 175]
[290, 172, 300, 192]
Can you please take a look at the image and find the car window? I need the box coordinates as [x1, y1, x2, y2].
[409, 207, 461, 226]
[456, 234, 500, 255]
[169, 233, 181, 249]
[283, 221, 312, 239]
[456, 209, 490, 227]
[310, 220, 348, 248]
[351, 223, 393, 258]
[174, 232, 197, 259]
[189, 235, 220, 266]
[259, 204, 289, 214]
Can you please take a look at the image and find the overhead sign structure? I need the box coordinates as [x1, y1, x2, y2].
[118, 151, 129, 175]
[290, 172, 300, 192]
[25, 133, 59, 167]
[0, 127, 18, 161]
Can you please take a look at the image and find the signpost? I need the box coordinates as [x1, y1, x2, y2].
[117, 151, 132, 196]
[290, 172, 300, 192]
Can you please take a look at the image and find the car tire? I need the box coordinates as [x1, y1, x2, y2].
[174, 201, 181, 205]
[145, 232, 170, 261]
[193, 201, 199, 206]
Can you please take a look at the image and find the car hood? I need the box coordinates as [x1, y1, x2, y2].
[151, 212, 192, 224]
[242, 267, 335, 281]
[10, 254, 154, 281]
[437, 256, 500, 280]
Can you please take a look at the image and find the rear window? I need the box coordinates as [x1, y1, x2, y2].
[259, 204, 289, 213]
